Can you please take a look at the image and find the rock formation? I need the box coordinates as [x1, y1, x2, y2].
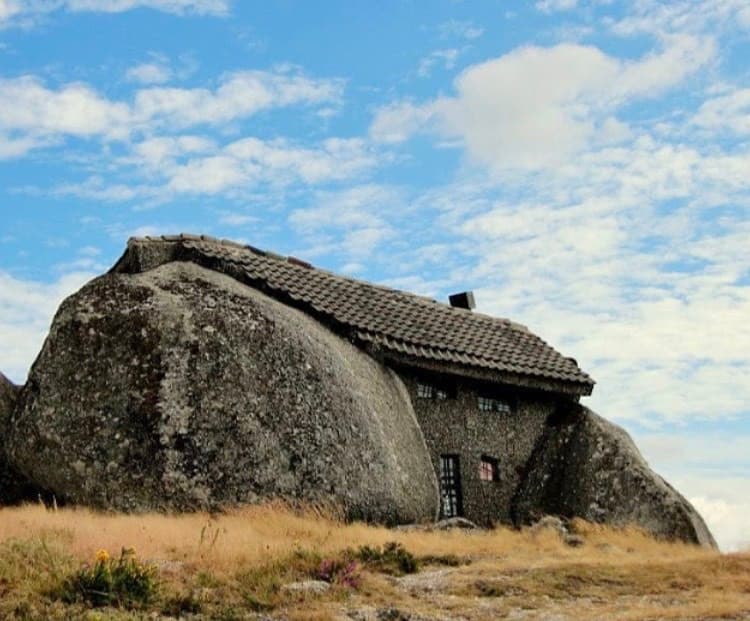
[1, 234, 717, 547]
[0, 372, 16, 427]
[7, 262, 439, 523]
[512, 404, 717, 548]
[0, 372, 38, 504]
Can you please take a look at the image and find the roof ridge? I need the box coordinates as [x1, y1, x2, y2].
[124, 233, 594, 392]
[129, 233, 527, 331]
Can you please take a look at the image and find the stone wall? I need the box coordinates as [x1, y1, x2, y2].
[400, 368, 558, 526]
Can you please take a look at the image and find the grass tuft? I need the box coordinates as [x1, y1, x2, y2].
[58, 547, 158, 609]
[0, 502, 746, 620]
[353, 541, 419, 576]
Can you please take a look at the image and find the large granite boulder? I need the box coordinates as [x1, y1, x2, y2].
[1, 372, 39, 504]
[0, 372, 16, 429]
[512, 404, 716, 548]
[7, 262, 439, 523]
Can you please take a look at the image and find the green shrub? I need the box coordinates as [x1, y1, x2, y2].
[353, 541, 418, 576]
[60, 547, 158, 609]
[419, 553, 470, 567]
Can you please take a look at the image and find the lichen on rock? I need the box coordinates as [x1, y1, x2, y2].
[512, 404, 717, 548]
[6, 262, 439, 523]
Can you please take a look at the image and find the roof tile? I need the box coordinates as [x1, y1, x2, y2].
[124, 234, 595, 393]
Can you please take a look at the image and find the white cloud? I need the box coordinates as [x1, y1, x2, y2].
[408, 129, 750, 425]
[52, 176, 150, 202]
[0, 69, 343, 158]
[535, 0, 578, 13]
[290, 184, 394, 232]
[693, 88, 750, 135]
[166, 154, 245, 194]
[51, 135, 379, 200]
[0, 270, 96, 383]
[690, 492, 750, 552]
[0, 76, 131, 153]
[370, 36, 714, 170]
[0, 0, 22, 24]
[0, 134, 56, 159]
[167, 137, 375, 194]
[132, 69, 343, 128]
[218, 212, 256, 226]
[370, 101, 436, 144]
[610, 0, 750, 36]
[633, 428, 750, 551]
[289, 185, 398, 260]
[417, 48, 460, 78]
[0, 0, 229, 27]
[126, 134, 217, 172]
[126, 61, 172, 85]
[437, 19, 484, 40]
[65, 0, 229, 15]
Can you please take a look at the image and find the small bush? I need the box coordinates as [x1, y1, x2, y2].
[419, 553, 470, 567]
[60, 547, 158, 609]
[317, 558, 361, 588]
[354, 541, 418, 576]
[161, 592, 203, 616]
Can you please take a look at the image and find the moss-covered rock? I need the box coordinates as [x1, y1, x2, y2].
[6, 263, 439, 522]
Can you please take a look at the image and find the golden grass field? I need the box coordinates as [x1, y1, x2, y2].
[0, 502, 748, 620]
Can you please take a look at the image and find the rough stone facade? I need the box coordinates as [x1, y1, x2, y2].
[7, 262, 438, 523]
[402, 369, 555, 526]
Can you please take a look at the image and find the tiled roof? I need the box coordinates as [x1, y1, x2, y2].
[117, 234, 595, 395]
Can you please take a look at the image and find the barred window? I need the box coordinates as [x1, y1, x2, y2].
[479, 456, 499, 482]
[478, 396, 511, 413]
[417, 382, 434, 399]
[418, 381, 453, 400]
[478, 396, 493, 411]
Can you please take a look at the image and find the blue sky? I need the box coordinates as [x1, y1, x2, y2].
[1, 0, 748, 550]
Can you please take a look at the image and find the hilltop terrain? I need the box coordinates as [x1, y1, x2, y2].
[0, 503, 746, 620]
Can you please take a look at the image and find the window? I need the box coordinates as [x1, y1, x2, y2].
[479, 456, 499, 482]
[417, 382, 434, 399]
[417, 381, 452, 400]
[439, 454, 463, 518]
[478, 396, 511, 413]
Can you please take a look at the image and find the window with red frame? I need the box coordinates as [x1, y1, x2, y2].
[479, 456, 499, 482]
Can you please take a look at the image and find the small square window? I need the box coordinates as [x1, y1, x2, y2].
[418, 380, 454, 400]
[478, 396, 511, 413]
[495, 400, 511, 414]
[417, 382, 434, 399]
[479, 456, 499, 482]
[478, 396, 493, 411]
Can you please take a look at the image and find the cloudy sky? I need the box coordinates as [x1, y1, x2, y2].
[1, 0, 748, 550]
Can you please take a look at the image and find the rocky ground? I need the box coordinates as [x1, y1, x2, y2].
[0, 504, 746, 621]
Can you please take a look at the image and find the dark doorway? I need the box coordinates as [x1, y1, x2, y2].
[439, 454, 463, 518]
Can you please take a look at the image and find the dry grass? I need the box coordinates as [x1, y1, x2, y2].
[0, 502, 748, 620]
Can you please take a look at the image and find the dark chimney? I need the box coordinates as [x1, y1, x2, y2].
[449, 291, 476, 310]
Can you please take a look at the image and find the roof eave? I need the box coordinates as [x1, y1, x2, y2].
[374, 349, 594, 398]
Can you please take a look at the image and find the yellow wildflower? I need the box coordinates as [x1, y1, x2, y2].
[95, 549, 110, 563]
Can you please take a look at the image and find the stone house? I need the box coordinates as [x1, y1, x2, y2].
[4, 233, 715, 545]
[113, 234, 594, 526]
